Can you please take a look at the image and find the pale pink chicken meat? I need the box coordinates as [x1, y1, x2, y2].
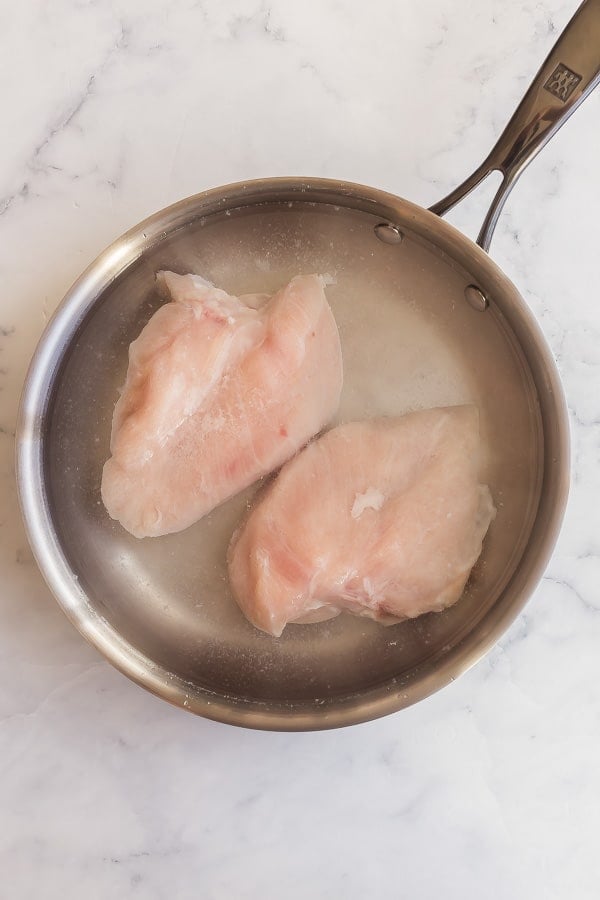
[101, 272, 343, 538]
[228, 406, 496, 636]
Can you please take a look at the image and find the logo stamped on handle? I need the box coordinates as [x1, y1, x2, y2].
[544, 63, 582, 102]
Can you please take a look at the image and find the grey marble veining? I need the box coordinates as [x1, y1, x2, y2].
[2, 1, 600, 897]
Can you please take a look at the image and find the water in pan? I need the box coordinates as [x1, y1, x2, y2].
[46, 202, 541, 702]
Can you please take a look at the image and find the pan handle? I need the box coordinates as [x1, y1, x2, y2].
[429, 0, 600, 251]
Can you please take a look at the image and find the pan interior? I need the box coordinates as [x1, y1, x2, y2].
[45, 200, 542, 703]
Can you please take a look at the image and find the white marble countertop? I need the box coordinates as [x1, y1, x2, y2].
[2, 1, 599, 897]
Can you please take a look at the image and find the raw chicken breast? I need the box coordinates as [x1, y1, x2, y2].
[228, 406, 495, 636]
[101, 272, 343, 538]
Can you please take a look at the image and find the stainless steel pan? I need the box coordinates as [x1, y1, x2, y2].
[16, 1, 600, 729]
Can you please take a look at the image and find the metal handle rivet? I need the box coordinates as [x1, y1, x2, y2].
[464, 284, 489, 311]
[374, 223, 403, 245]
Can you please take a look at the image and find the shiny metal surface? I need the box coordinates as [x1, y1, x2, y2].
[464, 285, 489, 312]
[17, 178, 569, 730]
[374, 223, 403, 245]
[18, 3, 591, 729]
[431, 0, 600, 249]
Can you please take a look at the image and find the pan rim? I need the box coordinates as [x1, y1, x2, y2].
[15, 176, 570, 730]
